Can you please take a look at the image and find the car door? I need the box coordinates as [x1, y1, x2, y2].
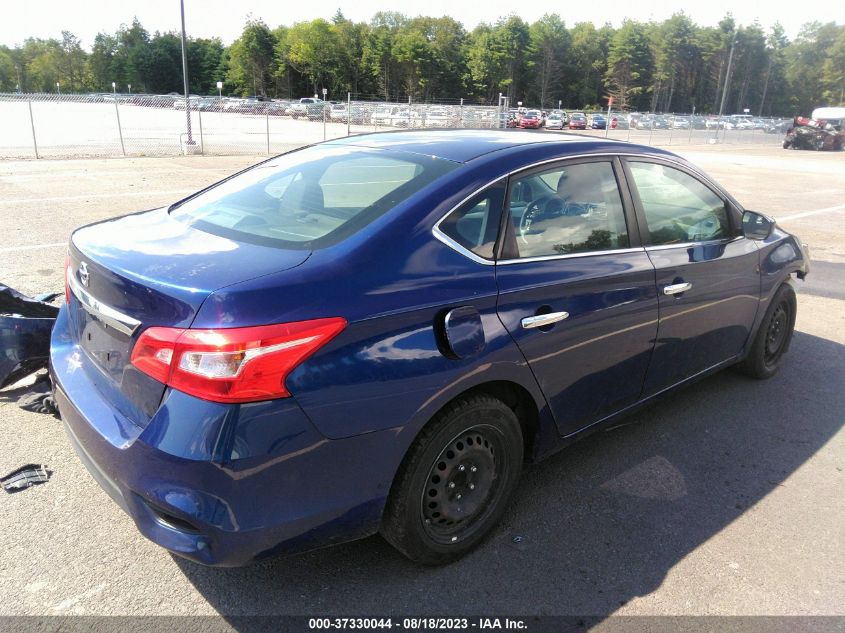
[622, 158, 760, 396]
[495, 157, 659, 437]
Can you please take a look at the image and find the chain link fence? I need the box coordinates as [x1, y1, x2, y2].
[0, 93, 789, 160]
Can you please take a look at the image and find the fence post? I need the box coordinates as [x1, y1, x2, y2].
[347, 92, 351, 137]
[668, 116, 674, 145]
[408, 95, 412, 128]
[27, 99, 39, 159]
[266, 113, 270, 155]
[114, 97, 126, 157]
[198, 108, 204, 154]
[460, 98, 464, 128]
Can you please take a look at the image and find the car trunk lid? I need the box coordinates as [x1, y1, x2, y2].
[67, 208, 310, 427]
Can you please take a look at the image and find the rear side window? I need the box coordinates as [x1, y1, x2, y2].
[437, 181, 506, 260]
[628, 162, 729, 245]
[170, 146, 458, 249]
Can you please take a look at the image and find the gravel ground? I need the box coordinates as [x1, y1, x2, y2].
[0, 142, 842, 621]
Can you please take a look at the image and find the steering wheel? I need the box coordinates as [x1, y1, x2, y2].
[519, 196, 563, 243]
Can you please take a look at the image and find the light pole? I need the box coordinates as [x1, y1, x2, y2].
[56, 82, 60, 95]
[322, 87, 328, 140]
[180, 0, 194, 145]
[716, 32, 737, 142]
[112, 81, 126, 156]
[128, 83, 131, 95]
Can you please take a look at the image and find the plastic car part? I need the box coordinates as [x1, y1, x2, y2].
[1, 464, 51, 493]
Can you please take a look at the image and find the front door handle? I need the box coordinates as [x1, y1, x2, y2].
[663, 282, 692, 296]
[521, 311, 569, 329]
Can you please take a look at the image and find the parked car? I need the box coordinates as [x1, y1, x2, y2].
[568, 112, 587, 129]
[290, 98, 326, 120]
[371, 105, 401, 126]
[424, 107, 451, 128]
[691, 115, 708, 129]
[173, 95, 201, 110]
[652, 115, 670, 129]
[347, 104, 371, 125]
[764, 119, 791, 134]
[672, 116, 691, 129]
[545, 114, 564, 130]
[519, 111, 542, 129]
[704, 116, 723, 130]
[610, 115, 629, 130]
[329, 103, 348, 122]
[590, 114, 607, 129]
[54, 130, 808, 567]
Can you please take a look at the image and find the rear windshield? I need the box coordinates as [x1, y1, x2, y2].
[170, 145, 458, 249]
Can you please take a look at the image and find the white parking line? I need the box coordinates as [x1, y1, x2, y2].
[0, 242, 67, 253]
[778, 203, 845, 222]
[0, 189, 195, 205]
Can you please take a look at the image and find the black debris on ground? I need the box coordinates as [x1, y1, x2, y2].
[1, 464, 52, 493]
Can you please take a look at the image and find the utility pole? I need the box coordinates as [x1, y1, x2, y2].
[180, 0, 194, 145]
[718, 33, 737, 119]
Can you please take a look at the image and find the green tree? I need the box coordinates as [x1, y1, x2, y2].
[528, 14, 571, 109]
[227, 18, 276, 96]
[605, 20, 652, 110]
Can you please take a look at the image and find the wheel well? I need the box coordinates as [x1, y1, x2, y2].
[431, 381, 540, 463]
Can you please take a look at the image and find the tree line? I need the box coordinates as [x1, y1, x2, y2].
[1, 11, 843, 116]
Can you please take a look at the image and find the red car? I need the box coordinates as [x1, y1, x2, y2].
[568, 113, 587, 129]
[519, 113, 542, 129]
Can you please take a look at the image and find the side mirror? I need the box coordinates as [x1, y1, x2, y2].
[742, 210, 775, 240]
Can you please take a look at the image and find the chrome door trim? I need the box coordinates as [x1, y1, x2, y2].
[431, 150, 707, 266]
[66, 265, 141, 336]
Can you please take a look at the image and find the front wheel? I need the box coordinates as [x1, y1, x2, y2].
[737, 283, 797, 379]
[381, 394, 523, 565]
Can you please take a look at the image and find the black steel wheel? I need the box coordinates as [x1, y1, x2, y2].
[420, 425, 505, 545]
[381, 394, 523, 565]
[738, 283, 797, 379]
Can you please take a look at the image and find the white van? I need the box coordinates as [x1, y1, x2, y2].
[811, 107, 845, 131]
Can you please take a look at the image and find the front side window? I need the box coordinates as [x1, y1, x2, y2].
[437, 181, 506, 260]
[628, 162, 729, 246]
[170, 146, 458, 249]
[508, 161, 630, 258]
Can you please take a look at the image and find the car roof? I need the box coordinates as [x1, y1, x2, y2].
[324, 129, 672, 163]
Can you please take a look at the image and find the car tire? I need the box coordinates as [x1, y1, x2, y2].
[737, 283, 797, 379]
[381, 394, 523, 565]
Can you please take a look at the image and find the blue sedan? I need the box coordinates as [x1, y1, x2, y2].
[52, 130, 809, 566]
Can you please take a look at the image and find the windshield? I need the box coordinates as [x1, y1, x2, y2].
[170, 146, 459, 249]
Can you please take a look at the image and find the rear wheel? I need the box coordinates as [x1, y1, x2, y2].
[738, 283, 797, 379]
[381, 394, 523, 565]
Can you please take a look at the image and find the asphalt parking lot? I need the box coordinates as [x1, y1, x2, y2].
[0, 141, 843, 620]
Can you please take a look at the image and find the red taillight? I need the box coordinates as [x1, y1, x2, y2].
[130, 318, 346, 403]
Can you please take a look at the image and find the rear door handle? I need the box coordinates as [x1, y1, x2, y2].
[521, 311, 569, 329]
[663, 282, 692, 296]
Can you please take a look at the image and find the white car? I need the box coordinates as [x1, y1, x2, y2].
[329, 103, 348, 122]
[424, 107, 451, 128]
[545, 114, 564, 130]
[391, 108, 423, 128]
[371, 105, 401, 126]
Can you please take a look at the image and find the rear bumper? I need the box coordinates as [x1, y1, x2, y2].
[50, 307, 396, 567]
